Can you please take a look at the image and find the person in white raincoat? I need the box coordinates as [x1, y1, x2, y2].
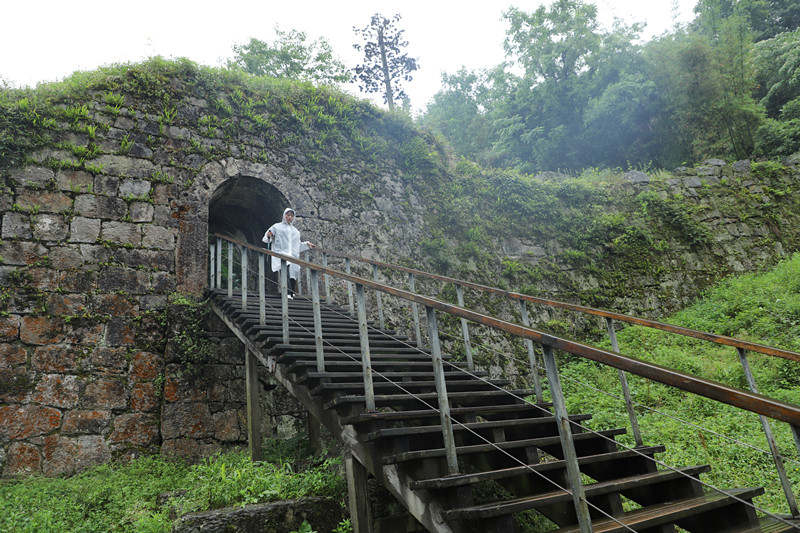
[262, 208, 314, 298]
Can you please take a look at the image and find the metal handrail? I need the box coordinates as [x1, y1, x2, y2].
[212, 233, 800, 428]
[314, 248, 800, 363]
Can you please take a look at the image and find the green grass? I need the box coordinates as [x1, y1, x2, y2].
[0, 439, 345, 533]
[554, 252, 800, 516]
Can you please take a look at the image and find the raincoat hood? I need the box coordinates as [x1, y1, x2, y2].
[282, 208, 295, 224]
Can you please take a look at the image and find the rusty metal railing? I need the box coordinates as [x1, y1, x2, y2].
[210, 234, 800, 523]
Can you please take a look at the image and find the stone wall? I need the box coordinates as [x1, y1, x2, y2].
[2, 61, 798, 477]
[0, 66, 430, 475]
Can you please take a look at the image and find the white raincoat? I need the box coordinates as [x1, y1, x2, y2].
[262, 208, 310, 280]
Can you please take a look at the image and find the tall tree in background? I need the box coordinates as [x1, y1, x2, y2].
[353, 13, 418, 110]
[228, 28, 349, 84]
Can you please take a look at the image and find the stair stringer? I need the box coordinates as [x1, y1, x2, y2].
[211, 302, 459, 533]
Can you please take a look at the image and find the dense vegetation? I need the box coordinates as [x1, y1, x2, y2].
[557, 253, 800, 515]
[0, 437, 347, 533]
[421, 0, 800, 172]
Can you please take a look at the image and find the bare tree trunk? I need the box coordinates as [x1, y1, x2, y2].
[377, 26, 394, 110]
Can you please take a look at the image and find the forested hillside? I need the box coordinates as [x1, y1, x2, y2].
[420, 0, 800, 171]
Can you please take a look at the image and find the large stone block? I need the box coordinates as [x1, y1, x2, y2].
[94, 155, 154, 178]
[113, 248, 174, 272]
[2, 442, 42, 476]
[101, 220, 141, 246]
[96, 266, 149, 294]
[75, 194, 127, 219]
[0, 241, 48, 266]
[2, 213, 32, 239]
[82, 378, 128, 409]
[0, 404, 62, 440]
[20, 315, 65, 345]
[33, 214, 69, 241]
[172, 498, 344, 533]
[129, 202, 154, 222]
[69, 217, 101, 243]
[92, 175, 119, 196]
[161, 402, 212, 439]
[49, 245, 84, 269]
[16, 191, 73, 213]
[9, 166, 54, 188]
[0, 315, 21, 341]
[109, 413, 159, 446]
[42, 434, 110, 476]
[105, 317, 136, 345]
[118, 179, 152, 198]
[142, 225, 175, 250]
[212, 410, 242, 442]
[130, 383, 159, 412]
[56, 169, 94, 192]
[31, 344, 83, 373]
[94, 293, 134, 316]
[90, 347, 129, 376]
[0, 343, 26, 367]
[32, 374, 81, 408]
[130, 351, 162, 382]
[62, 409, 111, 435]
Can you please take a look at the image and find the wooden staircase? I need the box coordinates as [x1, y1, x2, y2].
[211, 289, 799, 533]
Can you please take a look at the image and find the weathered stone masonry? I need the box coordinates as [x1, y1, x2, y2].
[0, 77, 430, 476]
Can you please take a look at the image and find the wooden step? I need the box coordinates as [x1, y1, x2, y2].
[270, 342, 424, 354]
[552, 487, 764, 533]
[724, 516, 800, 532]
[410, 446, 667, 490]
[288, 360, 471, 375]
[328, 389, 538, 410]
[445, 465, 711, 520]
[313, 379, 509, 396]
[382, 429, 626, 465]
[298, 371, 488, 384]
[364, 414, 592, 441]
[342, 403, 554, 425]
[278, 351, 439, 363]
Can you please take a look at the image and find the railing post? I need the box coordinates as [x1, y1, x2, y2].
[605, 318, 643, 447]
[311, 269, 325, 372]
[541, 344, 592, 533]
[426, 306, 459, 474]
[227, 240, 233, 298]
[518, 300, 543, 403]
[258, 253, 266, 326]
[280, 258, 289, 345]
[216, 237, 222, 288]
[297, 256, 303, 297]
[322, 252, 332, 304]
[245, 346, 263, 461]
[305, 250, 312, 297]
[455, 284, 474, 371]
[345, 258, 355, 316]
[793, 426, 800, 467]
[356, 284, 376, 411]
[738, 347, 799, 516]
[209, 242, 215, 289]
[408, 273, 423, 348]
[372, 264, 385, 330]
[240, 246, 248, 311]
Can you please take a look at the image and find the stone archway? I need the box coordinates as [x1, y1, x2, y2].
[209, 176, 289, 245]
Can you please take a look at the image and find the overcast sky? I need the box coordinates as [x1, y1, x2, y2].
[1, 1, 697, 113]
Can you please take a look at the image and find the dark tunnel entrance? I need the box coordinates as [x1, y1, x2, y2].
[208, 177, 289, 245]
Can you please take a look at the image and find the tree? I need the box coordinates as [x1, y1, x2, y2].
[420, 69, 493, 159]
[228, 28, 349, 85]
[352, 13, 418, 110]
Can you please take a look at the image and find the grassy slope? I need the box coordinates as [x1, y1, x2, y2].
[0, 437, 345, 532]
[557, 252, 800, 515]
